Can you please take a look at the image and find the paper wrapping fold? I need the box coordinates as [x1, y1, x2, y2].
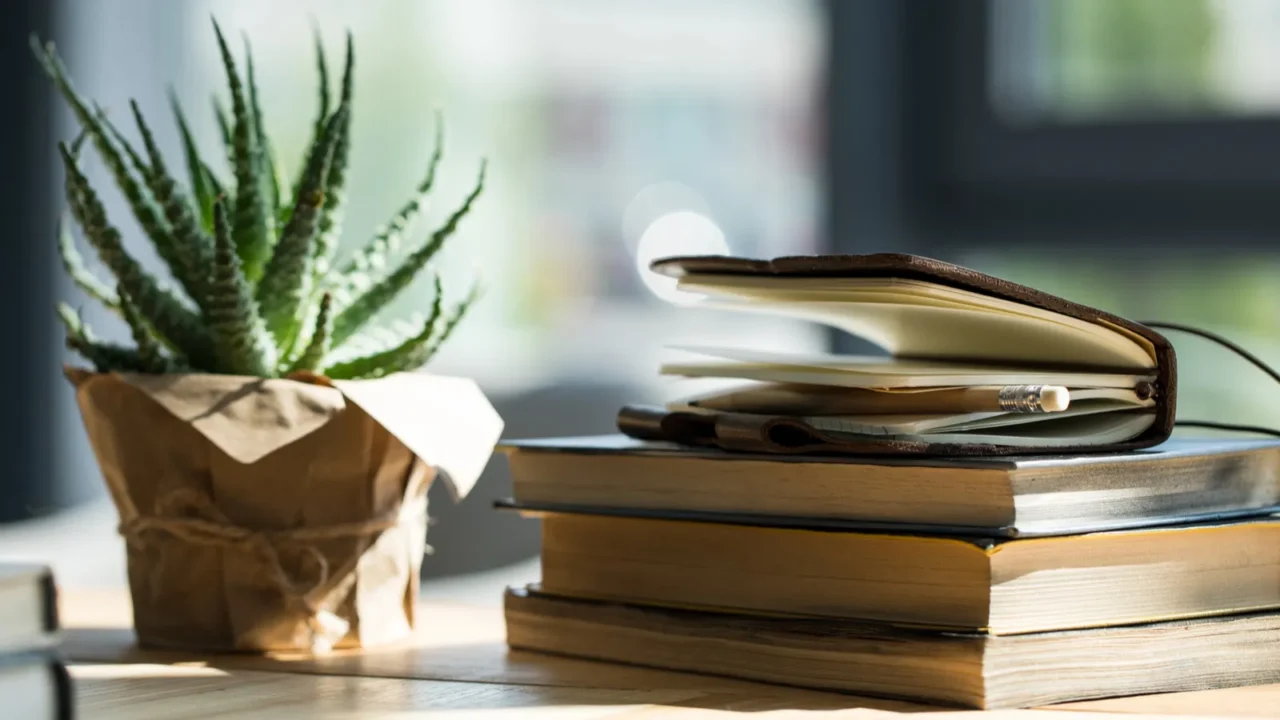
[66, 368, 503, 653]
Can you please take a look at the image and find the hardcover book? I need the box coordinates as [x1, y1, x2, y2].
[505, 587, 1280, 710]
[0, 564, 72, 720]
[498, 434, 1280, 536]
[527, 511, 1280, 634]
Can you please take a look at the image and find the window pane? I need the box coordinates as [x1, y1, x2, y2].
[60, 0, 823, 392]
[991, 0, 1280, 122]
[163, 0, 826, 391]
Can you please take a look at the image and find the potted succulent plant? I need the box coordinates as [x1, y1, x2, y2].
[31, 21, 503, 653]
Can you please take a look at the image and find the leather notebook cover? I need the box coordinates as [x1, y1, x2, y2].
[618, 253, 1177, 457]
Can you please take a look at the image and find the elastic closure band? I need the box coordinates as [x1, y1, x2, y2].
[1140, 321, 1280, 439]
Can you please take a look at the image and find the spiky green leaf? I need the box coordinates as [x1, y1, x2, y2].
[117, 287, 179, 373]
[329, 112, 443, 298]
[96, 105, 151, 180]
[69, 128, 88, 155]
[30, 38, 199, 301]
[422, 278, 480, 361]
[64, 128, 89, 199]
[330, 160, 485, 346]
[243, 36, 286, 221]
[312, 25, 331, 139]
[57, 214, 119, 311]
[213, 96, 232, 163]
[59, 142, 214, 365]
[323, 274, 445, 380]
[213, 19, 274, 283]
[58, 304, 176, 374]
[267, 140, 289, 220]
[327, 314, 426, 360]
[243, 36, 269, 169]
[288, 292, 334, 373]
[59, 132, 120, 311]
[130, 100, 215, 303]
[208, 200, 277, 376]
[256, 107, 346, 347]
[309, 32, 354, 286]
[288, 25, 332, 216]
[127, 100, 165, 174]
[170, 92, 216, 233]
[203, 161, 227, 201]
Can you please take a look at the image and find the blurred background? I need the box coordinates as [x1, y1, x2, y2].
[4, 0, 1280, 585]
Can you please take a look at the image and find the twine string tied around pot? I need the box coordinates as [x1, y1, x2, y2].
[117, 487, 421, 652]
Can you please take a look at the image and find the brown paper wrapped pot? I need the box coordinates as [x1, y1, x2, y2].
[66, 368, 503, 653]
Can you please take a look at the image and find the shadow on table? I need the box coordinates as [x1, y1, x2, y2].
[63, 625, 937, 714]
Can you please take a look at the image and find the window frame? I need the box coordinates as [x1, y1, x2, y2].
[825, 0, 1280, 254]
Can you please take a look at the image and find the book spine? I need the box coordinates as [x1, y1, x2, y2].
[52, 660, 74, 720]
[40, 568, 59, 633]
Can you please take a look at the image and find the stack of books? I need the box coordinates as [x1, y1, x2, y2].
[497, 254, 1280, 709]
[0, 563, 73, 719]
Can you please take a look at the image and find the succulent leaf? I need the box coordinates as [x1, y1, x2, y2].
[213, 96, 233, 162]
[330, 160, 485, 347]
[243, 36, 286, 223]
[288, 292, 334, 373]
[208, 200, 277, 376]
[329, 314, 426, 362]
[312, 26, 331, 139]
[96, 105, 151, 180]
[267, 140, 289, 221]
[323, 274, 444, 380]
[69, 128, 88, 155]
[130, 100, 216, 303]
[288, 25, 331, 214]
[63, 128, 88, 197]
[127, 101, 165, 174]
[170, 93, 216, 233]
[203, 161, 227, 200]
[329, 112, 443, 297]
[256, 107, 346, 348]
[118, 287, 181, 373]
[213, 19, 274, 284]
[58, 304, 174, 374]
[338, 31, 354, 112]
[422, 278, 480, 361]
[309, 32, 354, 287]
[59, 142, 215, 364]
[58, 214, 120, 311]
[30, 39, 203, 301]
[60, 132, 122, 312]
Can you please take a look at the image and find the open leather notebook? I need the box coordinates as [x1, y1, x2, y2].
[619, 254, 1176, 456]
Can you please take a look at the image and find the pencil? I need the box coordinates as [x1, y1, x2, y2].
[687, 384, 1071, 415]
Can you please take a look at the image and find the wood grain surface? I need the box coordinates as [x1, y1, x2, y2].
[61, 589, 1280, 718]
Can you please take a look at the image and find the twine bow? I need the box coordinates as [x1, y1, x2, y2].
[117, 487, 423, 651]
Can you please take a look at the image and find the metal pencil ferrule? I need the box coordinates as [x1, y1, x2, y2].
[997, 385, 1049, 414]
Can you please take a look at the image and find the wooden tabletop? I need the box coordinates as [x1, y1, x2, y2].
[61, 589, 1280, 719]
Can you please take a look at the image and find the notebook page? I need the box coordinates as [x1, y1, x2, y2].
[683, 299, 1154, 370]
[662, 354, 1154, 389]
[677, 275, 1156, 369]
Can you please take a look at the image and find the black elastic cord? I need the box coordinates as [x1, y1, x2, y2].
[1140, 321, 1280, 438]
[1140, 321, 1280, 386]
[1169, 420, 1280, 439]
